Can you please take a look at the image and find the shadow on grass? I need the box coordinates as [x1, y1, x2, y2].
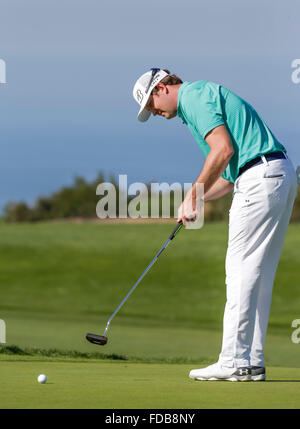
[265, 380, 300, 383]
[0, 345, 127, 361]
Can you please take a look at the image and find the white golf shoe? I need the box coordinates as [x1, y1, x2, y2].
[189, 362, 252, 382]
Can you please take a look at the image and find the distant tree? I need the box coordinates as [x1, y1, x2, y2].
[3, 172, 119, 222]
[4, 202, 33, 222]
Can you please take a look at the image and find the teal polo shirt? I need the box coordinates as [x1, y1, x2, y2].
[177, 81, 286, 183]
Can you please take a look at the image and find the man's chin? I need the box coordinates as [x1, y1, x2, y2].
[164, 112, 176, 120]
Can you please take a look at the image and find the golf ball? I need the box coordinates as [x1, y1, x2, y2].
[37, 374, 47, 384]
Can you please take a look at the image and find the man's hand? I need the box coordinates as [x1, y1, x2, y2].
[177, 125, 234, 225]
[177, 186, 199, 225]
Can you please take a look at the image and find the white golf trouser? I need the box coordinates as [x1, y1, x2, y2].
[218, 154, 298, 368]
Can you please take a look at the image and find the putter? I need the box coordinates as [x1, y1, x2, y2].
[86, 221, 183, 346]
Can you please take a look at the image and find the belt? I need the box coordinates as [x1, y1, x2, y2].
[238, 151, 286, 177]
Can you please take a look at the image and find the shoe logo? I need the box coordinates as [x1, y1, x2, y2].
[238, 368, 250, 375]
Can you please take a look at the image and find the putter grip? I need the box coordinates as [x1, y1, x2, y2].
[169, 220, 183, 240]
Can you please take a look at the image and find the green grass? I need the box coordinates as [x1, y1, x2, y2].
[0, 221, 300, 408]
[0, 356, 300, 409]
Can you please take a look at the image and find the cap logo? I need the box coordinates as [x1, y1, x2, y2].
[151, 75, 161, 87]
[136, 89, 143, 104]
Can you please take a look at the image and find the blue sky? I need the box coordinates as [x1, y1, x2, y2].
[0, 0, 299, 211]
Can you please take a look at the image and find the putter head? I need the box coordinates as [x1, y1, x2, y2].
[86, 333, 108, 346]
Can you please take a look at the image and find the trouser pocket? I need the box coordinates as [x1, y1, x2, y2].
[264, 174, 284, 178]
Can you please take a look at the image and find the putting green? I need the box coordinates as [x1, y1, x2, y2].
[0, 355, 300, 409]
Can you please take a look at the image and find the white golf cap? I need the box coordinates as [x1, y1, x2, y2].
[133, 68, 169, 122]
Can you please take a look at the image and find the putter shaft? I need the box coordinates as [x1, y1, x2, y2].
[102, 221, 183, 337]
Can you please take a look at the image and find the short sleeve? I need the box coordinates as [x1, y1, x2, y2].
[187, 83, 225, 139]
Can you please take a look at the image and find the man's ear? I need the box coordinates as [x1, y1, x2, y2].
[156, 82, 167, 94]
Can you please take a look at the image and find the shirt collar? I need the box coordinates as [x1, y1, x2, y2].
[177, 81, 189, 124]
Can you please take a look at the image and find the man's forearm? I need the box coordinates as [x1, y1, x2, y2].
[204, 176, 234, 201]
[191, 148, 233, 202]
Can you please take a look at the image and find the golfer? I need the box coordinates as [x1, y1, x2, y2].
[133, 68, 297, 381]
